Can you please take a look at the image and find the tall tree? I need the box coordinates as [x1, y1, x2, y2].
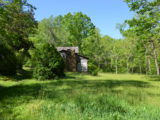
[0, 0, 37, 74]
[124, 0, 160, 75]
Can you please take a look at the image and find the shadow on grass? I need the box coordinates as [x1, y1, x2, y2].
[0, 84, 42, 101]
[63, 79, 151, 88]
[1, 69, 33, 81]
[64, 75, 76, 80]
[148, 75, 160, 81]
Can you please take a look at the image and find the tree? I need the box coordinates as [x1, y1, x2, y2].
[33, 43, 65, 80]
[123, 0, 160, 75]
[0, 0, 37, 73]
[62, 12, 96, 51]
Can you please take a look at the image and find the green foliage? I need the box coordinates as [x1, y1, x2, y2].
[30, 16, 57, 47]
[31, 12, 96, 50]
[33, 43, 65, 80]
[0, 0, 37, 73]
[110, 0, 160, 75]
[88, 62, 99, 76]
[0, 44, 17, 75]
[62, 12, 96, 50]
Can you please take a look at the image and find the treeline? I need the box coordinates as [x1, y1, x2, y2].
[120, 0, 160, 75]
[0, 0, 160, 79]
[104, 0, 160, 75]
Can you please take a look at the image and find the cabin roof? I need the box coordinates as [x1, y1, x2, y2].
[57, 47, 79, 53]
[76, 54, 89, 60]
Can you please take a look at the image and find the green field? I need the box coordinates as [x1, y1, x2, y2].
[0, 72, 160, 120]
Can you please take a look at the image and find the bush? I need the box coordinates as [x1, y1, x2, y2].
[88, 62, 99, 76]
[33, 43, 65, 80]
[0, 45, 17, 75]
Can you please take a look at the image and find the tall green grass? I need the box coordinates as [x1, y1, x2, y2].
[0, 72, 160, 120]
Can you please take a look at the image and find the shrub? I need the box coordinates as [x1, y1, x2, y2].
[0, 45, 17, 75]
[33, 43, 65, 80]
[88, 62, 99, 76]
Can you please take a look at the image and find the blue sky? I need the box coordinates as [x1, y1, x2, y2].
[28, 0, 134, 39]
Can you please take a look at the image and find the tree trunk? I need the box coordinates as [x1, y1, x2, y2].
[131, 67, 134, 73]
[145, 46, 149, 75]
[126, 57, 130, 73]
[110, 58, 113, 69]
[151, 42, 159, 75]
[153, 49, 159, 75]
[139, 64, 142, 74]
[115, 58, 118, 74]
[148, 57, 151, 74]
[127, 62, 129, 73]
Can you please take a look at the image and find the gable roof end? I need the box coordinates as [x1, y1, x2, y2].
[57, 47, 79, 53]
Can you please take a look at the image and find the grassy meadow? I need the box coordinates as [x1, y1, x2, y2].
[0, 71, 160, 120]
